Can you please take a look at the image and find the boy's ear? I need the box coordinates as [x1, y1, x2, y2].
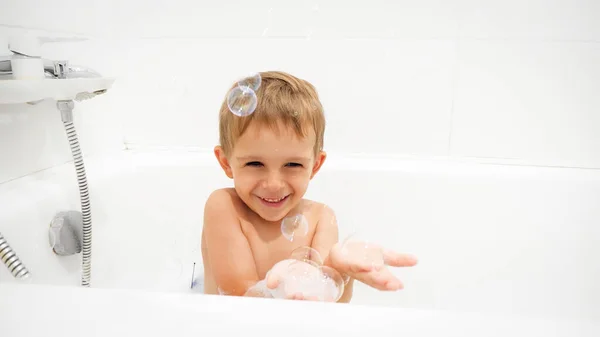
[214, 146, 234, 179]
[310, 151, 327, 179]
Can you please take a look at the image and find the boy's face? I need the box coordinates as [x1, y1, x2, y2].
[215, 121, 326, 223]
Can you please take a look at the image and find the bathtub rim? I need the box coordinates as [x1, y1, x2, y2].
[1, 282, 599, 337]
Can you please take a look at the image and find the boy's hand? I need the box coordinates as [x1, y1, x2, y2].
[327, 242, 418, 291]
[265, 259, 334, 301]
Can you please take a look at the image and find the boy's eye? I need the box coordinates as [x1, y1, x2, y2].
[245, 161, 263, 167]
[285, 162, 303, 168]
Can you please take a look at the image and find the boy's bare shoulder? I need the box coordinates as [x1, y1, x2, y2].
[203, 188, 247, 223]
[205, 188, 242, 209]
[303, 199, 336, 220]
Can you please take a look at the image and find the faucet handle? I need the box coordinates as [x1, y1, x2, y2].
[53, 60, 69, 79]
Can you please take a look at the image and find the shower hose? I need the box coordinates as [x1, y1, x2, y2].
[0, 232, 31, 279]
[58, 100, 92, 287]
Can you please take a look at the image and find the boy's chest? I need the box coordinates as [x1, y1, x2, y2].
[242, 218, 318, 279]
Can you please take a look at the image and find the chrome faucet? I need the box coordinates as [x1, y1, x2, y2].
[0, 35, 98, 80]
[0, 57, 88, 79]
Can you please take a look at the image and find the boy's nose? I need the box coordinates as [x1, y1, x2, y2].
[262, 172, 285, 191]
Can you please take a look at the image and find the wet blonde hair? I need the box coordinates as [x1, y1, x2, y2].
[218, 71, 325, 157]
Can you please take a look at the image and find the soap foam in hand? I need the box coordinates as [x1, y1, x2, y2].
[273, 260, 322, 299]
[265, 247, 345, 302]
[244, 279, 274, 298]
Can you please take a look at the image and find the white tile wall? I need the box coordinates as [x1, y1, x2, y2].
[0, 1, 460, 39]
[457, 0, 600, 41]
[2, 0, 600, 182]
[450, 40, 600, 167]
[116, 37, 456, 156]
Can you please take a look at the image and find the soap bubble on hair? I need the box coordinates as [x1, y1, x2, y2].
[281, 214, 309, 242]
[227, 86, 257, 117]
[227, 73, 261, 117]
[238, 73, 261, 91]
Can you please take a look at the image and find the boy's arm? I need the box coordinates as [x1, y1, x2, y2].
[310, 205, 354, 303]
[202, 189, 260, 296]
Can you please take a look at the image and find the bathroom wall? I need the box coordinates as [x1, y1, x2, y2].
[1, 0, 599, 183]
[0, 0, 599, 319]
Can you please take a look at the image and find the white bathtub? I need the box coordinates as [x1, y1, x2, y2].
[1, 149, 599, 335]
[1, 282, 599, 337]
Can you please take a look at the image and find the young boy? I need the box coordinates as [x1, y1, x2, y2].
[201, 71, 417, 302]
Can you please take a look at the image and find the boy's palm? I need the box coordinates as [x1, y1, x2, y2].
[265, 260, 325, 301]
[328, 242, 418, 291]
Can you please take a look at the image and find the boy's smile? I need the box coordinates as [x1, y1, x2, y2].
[258, 194, 290, 207]
[215, 121, 326, 223]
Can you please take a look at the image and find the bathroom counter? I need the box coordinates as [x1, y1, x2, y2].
[0, 283, 598, 337]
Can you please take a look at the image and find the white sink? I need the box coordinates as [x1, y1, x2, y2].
[0, 77, 116, 104]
